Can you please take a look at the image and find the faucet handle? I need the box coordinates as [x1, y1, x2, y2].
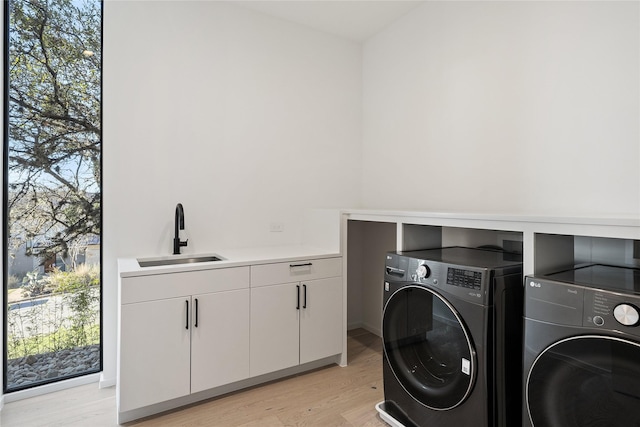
[180, 239, 188, 247]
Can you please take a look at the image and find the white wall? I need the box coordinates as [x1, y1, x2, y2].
[0, 0, 4, 408]
[102, 1, 362, 384]
[5, 0, 639, 398]
[362, 1, 640, 216]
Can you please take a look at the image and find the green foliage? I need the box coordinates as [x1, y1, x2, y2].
[6, 324, 99, 360]
[21, 270, 50, 297]
[51, 264, 100, 347]
[8, 275, 21, 289]
[48, 264, 99, 293]
[7, 265, 100, 358]
[7, 0, 102, 260]
[5, 0, 102, 385]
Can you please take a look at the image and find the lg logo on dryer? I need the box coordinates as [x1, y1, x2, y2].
[530, 281, 542, 288]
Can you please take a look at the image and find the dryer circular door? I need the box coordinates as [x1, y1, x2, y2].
[527, 335, 640, 426]
[383, 285, 476, 410]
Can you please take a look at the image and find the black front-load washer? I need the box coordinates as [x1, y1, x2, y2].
[523, 264, 640, 427]
[378, 247, 523, 427]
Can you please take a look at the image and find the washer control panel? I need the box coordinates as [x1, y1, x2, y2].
[447, 267, 482, 290]
[406, 257, 488, 304]
[584, 289, 640, 331]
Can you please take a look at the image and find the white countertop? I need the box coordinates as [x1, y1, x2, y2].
[118, 245, 341, 278]
[342, 208, 640, 228]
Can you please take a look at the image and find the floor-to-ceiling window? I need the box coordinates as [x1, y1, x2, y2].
[3, 0, 101, 392]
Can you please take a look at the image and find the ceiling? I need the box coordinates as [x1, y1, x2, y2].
[233, 1, 426, 42]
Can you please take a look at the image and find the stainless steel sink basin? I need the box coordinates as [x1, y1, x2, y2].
[137, 254, 225, 268]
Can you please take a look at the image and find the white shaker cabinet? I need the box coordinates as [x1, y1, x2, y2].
[250, 258, 342, 377]
[299, 277, 343, 364]
[118, 253, 343, 423]
[118, 267, 250, 414]
[191, 288, 250, 393]
[250, 283, 300, 375]
[119, 296, 191, 412]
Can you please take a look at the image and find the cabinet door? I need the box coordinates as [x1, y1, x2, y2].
[299, 277, 343, 364]
[119, 297, 191, 412]
[191, 289, 250, 393]
[250, 283, 300, 377]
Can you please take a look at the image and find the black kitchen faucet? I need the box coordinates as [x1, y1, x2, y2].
[173, 203, 188, 254]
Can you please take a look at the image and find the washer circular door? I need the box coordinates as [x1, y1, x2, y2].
[527, 335, 640, 426]
[383, 285, 476, 410]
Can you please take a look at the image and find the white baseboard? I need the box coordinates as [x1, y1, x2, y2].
[348, 321, 381, 337]
[99, 373, 116, 389]
[347, 321, 364, 330]
[362, 322, 382, 337]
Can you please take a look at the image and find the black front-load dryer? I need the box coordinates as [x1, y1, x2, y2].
[379, 247, 523, 427]
[523, 264, 640, 427]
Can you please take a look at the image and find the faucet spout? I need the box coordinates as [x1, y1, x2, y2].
[173, 203, 188, 254]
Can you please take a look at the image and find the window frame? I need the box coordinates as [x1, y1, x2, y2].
[2, 0, 104, 393]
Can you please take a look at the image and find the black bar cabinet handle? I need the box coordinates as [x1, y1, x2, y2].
[185, 300, 189, 330]
[290, 263, 312, 268]
[194, 298, 199, 328]
[296, 285, 300, 310]
[303, 284, 307, 309]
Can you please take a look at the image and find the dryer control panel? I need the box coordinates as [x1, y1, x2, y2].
[584, 289, 640, 331]
[525, 276, 640, 338]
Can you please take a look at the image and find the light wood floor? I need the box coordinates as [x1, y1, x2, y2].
[0, 329, 386, 426]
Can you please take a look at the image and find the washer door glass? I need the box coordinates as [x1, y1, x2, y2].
[383, 285, 476, 410]
[527, 335, 640, 426]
